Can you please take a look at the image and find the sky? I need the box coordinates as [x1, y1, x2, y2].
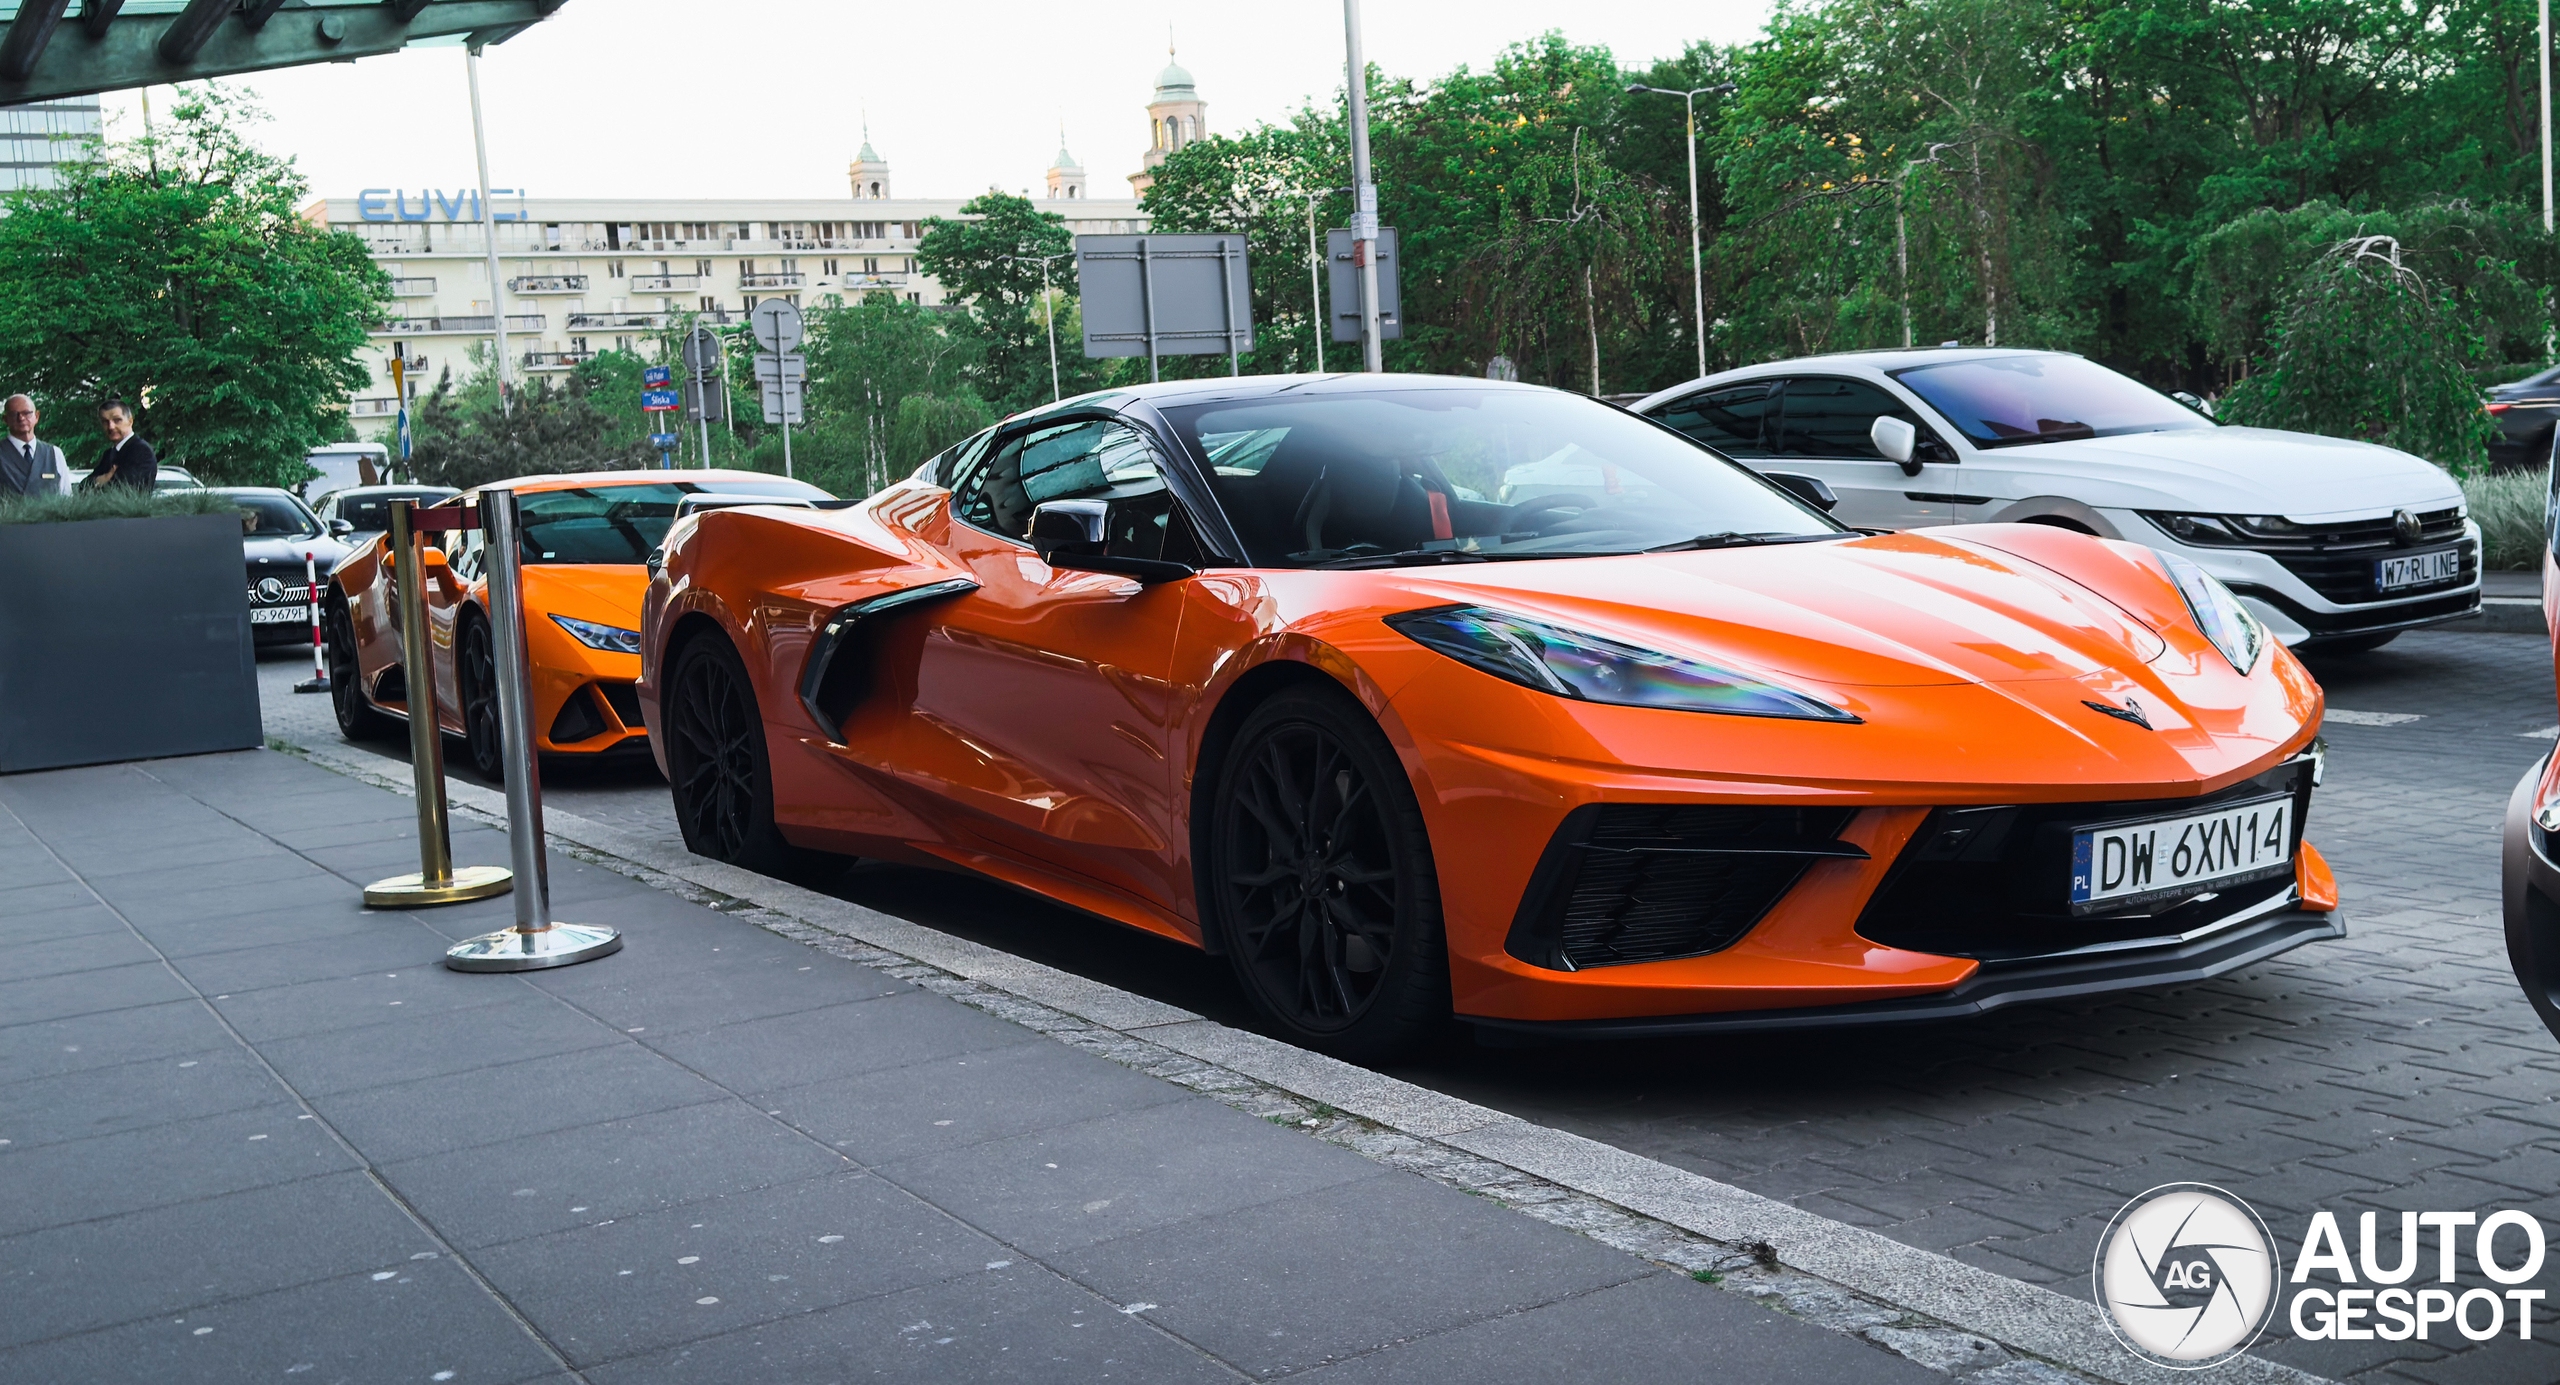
[96, 0, 1778, 205]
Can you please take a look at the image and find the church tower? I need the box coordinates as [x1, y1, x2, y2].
[1046, 134, 1087, 200]
[1128, 45, 1206, 196]
[848, 125, 891, 200]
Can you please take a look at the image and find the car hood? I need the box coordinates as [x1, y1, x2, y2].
[242, 534, 350, 569]
[526, 562, 646, 628]
[1390, 531, 2170, 690]
[1975, 426, 2462, 521]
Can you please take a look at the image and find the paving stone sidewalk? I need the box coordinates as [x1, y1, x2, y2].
[0, 749, 1936, 1384]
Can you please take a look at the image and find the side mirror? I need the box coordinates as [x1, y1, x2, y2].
[1763, 471, 1839, 513]
[2169, 390, 2216, 419]
[329, 518, 355, 537]
[1870, 416, 1922, 475]
[1027, 499, 1194, 584]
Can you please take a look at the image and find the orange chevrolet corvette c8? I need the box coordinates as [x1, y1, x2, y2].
[641, 376, 2339, 1060]
[324, 469, 830, 777]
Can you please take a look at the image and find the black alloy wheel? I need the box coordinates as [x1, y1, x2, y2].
[323, 591, 395, 741]
[1209, 687, 1449, 1061]
[456, 615, 506, 781]
[665, 633, 799, 873]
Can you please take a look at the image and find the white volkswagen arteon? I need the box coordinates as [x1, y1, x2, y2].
[1630, 348, 2480, 651]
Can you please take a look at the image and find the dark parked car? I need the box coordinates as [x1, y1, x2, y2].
[212, 487, 355, 647]
[312, 484, 460, 539]
[2487, 366, 2560, 470]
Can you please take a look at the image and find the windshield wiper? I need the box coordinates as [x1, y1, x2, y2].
[1641, 531, 1845, 553]
[1306, 549, 1491, 570]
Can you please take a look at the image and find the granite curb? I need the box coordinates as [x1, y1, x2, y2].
[273, 732, 2335, 1385]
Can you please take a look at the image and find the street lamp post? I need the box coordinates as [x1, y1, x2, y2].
[1004, 248, 1070, 403]
[1626, 81, 1736, 382]
[1344, 0, 1382, 372]
[466, 43, 511, 416]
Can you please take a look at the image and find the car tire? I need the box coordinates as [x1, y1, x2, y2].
[1206, 685, 1450, 1062]
[456, 614, 507, 782]
[663, 631, 802, 874]
[323, 590, 397, 742]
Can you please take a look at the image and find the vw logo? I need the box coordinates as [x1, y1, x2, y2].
[2391, 508, 2422, 545]
[254, 577, 287, 603]
[2093, 1182, 2281, 1369]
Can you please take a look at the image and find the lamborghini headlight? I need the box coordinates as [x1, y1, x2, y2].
[1384, 605, 1859, 722]
[551, 613, 643, 655]
[2160, 553, 2264, 675]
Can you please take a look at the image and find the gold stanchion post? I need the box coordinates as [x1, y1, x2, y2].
[365, 499, 513, 908]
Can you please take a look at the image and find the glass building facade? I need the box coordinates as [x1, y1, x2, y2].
[0, 98, 100, 192]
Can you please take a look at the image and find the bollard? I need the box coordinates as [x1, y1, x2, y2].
[291, 550, 330, 694]
[364, 500, 514, 908]
[445, 488, 621, 972]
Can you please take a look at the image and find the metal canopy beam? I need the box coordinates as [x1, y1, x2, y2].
[0, 0, 567, 106]
[0, 0, 69, 82]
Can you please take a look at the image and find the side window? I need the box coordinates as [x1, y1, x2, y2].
[1654, 383, 1775, 459]
[1772, 377, 1914, 460]
[951, 418, 1182, 561]
[934, 427, 997, 490]
[437, 499, 484, 579]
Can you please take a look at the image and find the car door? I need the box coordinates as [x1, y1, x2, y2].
[1767, 375, 1975, 530]
[898, 414, 1201, 914]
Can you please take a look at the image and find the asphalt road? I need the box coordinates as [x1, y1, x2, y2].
[257, 627, 2560, 1384]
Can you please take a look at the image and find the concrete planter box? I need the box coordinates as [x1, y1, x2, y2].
[0, 513, 260, 774]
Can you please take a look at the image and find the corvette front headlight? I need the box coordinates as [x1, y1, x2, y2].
[2160, 553, 2264, 675]
[551, 613, 643, 655]
[1384, 605, 1859, 722]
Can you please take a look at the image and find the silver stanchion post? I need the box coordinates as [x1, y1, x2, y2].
[366, 500, 513, 908]
[445, 487, 621, 972]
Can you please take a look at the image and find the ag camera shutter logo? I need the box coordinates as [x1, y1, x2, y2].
[2093, 1182, 2282, 1369]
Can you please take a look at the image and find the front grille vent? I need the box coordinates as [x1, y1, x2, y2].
[548, 685, 610, 744]
[597, 680, 643, 729]
[1506, 804, 1862, 970]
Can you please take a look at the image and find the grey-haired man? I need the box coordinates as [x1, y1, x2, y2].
[0, 395, 66, 498]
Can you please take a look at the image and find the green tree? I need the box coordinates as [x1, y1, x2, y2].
[0, 86, 388, 486]
[2223, 235, 2497, 471]
[916, 192, 1113, 411]
[406, 351, 658, 490]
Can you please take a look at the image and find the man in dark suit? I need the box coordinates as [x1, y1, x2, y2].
[0, 395, 66, 498]
[85, 398, 156, 491]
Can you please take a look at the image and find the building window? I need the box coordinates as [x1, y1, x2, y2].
[694, 259, 712, 277]
[700, 296, 719, 312]
[779, 258, 798, 273]
[616, 335, 635, 351]
[607, 260, 625, 278]
[822, 259, 839, 276]
[570, 337, 589, 353]
[907, 292, 920, 304]
[863, 257, 879, 274]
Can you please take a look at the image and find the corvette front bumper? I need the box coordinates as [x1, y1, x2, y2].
[1467, 901, 2342, 1038]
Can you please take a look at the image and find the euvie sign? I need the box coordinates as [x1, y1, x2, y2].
[356, 189, 530, 223]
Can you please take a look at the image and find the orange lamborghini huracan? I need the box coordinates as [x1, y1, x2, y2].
[324, 469, 829, 777]
[640, 376, 2339, 1059]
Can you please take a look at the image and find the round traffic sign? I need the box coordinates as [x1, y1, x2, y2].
[750, 298, 804, 353]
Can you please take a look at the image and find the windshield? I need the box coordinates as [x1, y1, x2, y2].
[514, 479, 829, 564]
[231, 494, 320, 538]
[1890, 355, 2214, 449]
[1157, 388, 1840, 567]
[336, 489, 455, 532]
